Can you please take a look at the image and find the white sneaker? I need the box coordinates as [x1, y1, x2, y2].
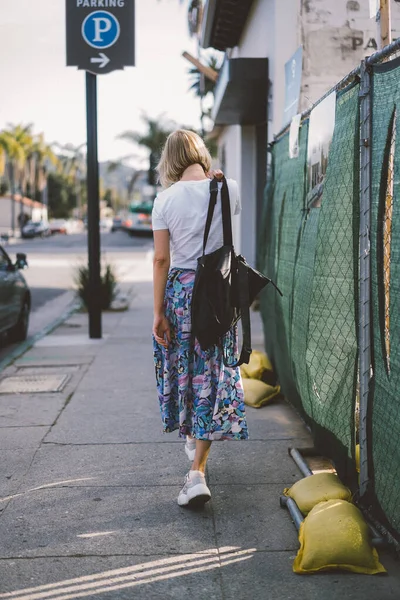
[177, 471, 211, 508]
[185, 438, 196, 462]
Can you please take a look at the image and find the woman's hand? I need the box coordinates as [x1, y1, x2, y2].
[153, 313, 171, 348]
[207, 169, 224, 180]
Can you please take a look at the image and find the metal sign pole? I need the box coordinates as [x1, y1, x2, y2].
[86, 72, 102, 339]
[66, 0, 135, 339]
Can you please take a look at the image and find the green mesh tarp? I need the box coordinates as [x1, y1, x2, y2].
[369, 59, 400, 538]
[301, 85, 359, 475]
[260, 124, 309, 415]
[291, 207, 321, 417]
[260, 57, 400, 539]
[260, 85, 359, 481]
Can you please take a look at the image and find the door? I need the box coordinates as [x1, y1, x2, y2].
[0, 249, 14, 331]
[0, 249, 20, 331]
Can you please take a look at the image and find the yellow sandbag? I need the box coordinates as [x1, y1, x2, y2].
[293, 499, 387, 575]
[240, 364, 250, 378]
[356, 444, 360, 473]
[242, 378, 280, 408]
[284, 472, 351, 515]
[240, 350, 273, 380]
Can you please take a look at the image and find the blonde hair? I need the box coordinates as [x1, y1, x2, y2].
[156, 129, 212, 188]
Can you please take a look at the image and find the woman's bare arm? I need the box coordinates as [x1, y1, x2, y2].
[153, 229, 171, 347]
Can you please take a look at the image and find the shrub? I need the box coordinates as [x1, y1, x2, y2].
[0, 180, 9, 196]
[75, 263, 118, 311]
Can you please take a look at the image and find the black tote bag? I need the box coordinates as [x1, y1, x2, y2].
[191, 177, 282, 367]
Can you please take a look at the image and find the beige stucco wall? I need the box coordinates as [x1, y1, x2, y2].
[299, 0, 400, 114]
[227, 0, 400, 135]
[218, 125, 242, 253]
[206, 0, 400, 265]
[231, 0, 275, 58]
[0, 197, 47, 235]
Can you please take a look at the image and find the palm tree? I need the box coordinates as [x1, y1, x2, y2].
[3, 124, 46, 230]
[0, 133, 10, 194]
[118, 114, 175, 189]
[56, 142, 86, 180]
[5, 126, 60, 228]
[188, 54, 221, 135]
[119, 114, 175, 156]
[55, 142, 87, 217]
[31, 134, 58, 208]
[106, 160, 143, 208]
[188, 55, 220, 98]
[4, 124, 33, 192]
[0, 127, 27, 235]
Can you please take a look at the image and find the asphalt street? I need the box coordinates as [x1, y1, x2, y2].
[0, 229, 153, 360]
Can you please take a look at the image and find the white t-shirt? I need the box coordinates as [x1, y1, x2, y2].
[152, 178, 241, 270]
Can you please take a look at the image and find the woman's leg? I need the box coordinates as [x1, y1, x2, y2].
[191, 440, 212, 473]
[178, 439, 212, 507]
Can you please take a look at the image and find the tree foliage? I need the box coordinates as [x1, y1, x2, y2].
[188, 54, 221, 98]
[0, 123, 59, 208]
[47, 172, 79, 219]
[118, 113, 175, 156]
[118, 113, 176, 186]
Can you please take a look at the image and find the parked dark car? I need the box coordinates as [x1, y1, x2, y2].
[22, 221, 51, 239]
[0, 248, 30, 342]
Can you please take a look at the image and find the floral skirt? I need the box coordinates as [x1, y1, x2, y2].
[153, 268, 249, 441]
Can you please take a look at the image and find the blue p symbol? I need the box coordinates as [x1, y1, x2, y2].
[82, 11, 120, 49]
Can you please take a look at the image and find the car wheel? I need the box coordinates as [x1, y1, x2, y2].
[9, 299, 30, 343]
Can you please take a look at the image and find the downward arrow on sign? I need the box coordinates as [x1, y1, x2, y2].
[90, 53, 110, 69]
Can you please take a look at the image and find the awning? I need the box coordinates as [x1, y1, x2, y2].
[201, 0, 256, 51]
[212, 57, 269, 126]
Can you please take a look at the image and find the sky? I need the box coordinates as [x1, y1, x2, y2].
[0, 0, 202, 164]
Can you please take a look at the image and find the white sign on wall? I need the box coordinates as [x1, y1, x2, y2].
[370, 0, 379, 19]
[289, 114, 301, 159]
[307, 92, 337, 192]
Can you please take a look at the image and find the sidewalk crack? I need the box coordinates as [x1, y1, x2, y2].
[0, 393, 74, 520]
[207, 465, 225, 600]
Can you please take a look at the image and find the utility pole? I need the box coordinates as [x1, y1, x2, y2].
[8, 163, 15, 238]
[377, 0, 392, 50]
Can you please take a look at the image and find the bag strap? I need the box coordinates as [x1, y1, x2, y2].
[220, 176, 233, 247]
[202, 178, 219, 254]
[203, 177, 234, 254]
[223, 259, 252, 368]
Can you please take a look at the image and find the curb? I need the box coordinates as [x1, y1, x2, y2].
[0, 300, 80, 373]
[0, 284, 136, 373]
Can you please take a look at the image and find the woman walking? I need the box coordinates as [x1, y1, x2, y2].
[152, 130, 248, 508]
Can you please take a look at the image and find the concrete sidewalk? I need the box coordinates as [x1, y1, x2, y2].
[0, 262, 399, 599]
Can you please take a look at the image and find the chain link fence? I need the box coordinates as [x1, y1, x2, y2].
[259, 40, 400, 543]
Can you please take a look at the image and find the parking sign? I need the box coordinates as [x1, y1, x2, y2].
[66, 0, 135, 75]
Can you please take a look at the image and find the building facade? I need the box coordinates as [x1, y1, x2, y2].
[0, 196, 48, 237]
[201, 0, 400, 265]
